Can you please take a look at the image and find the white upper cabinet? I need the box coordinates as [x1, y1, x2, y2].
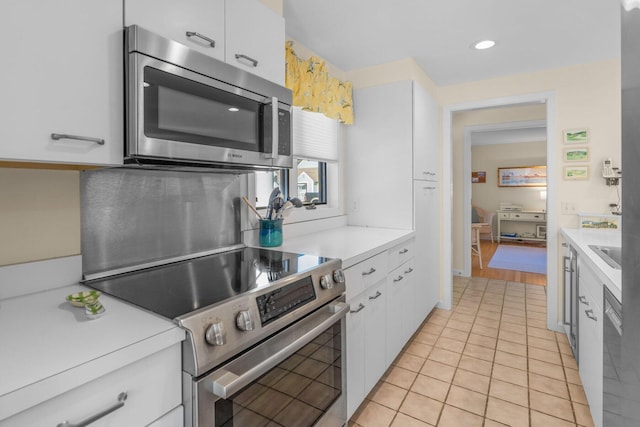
[413, 84, 439, 181]
[225, 0, 285, 85]
[125, 0, 226, 61]
[125, 0, 285, 84]
[346, 81, 414, 230]
[0, 0, 123, 166]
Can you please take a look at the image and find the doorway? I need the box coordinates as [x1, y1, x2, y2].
[461, 117, 548, 282]
[441, 92, 561, 332]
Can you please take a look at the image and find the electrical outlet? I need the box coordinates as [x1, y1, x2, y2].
[562, 202, 577, 214]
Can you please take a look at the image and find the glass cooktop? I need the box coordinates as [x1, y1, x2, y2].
[86, 247, 331, 319]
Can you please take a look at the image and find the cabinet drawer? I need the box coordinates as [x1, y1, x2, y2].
[499, 212, 510, 219]
[2, 345, 182, 427]
[388, 239, 415, 271]
[510, 212, 545, 221]
[344, 252, 388, 300]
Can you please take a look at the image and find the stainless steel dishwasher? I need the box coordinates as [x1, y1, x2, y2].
[603, 287, 622, 426]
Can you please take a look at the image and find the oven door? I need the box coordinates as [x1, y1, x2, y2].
[127, 53, 291, 168]
[190, 300, 348, 427]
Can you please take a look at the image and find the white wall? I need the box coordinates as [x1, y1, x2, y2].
[0, 168, 80, 266]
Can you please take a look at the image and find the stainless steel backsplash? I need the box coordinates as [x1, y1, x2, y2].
[81, 168, 244, 276]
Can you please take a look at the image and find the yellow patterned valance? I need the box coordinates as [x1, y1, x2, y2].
[285, 42, 354, 125]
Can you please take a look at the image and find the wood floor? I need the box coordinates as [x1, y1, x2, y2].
[471, 240, 547, 286]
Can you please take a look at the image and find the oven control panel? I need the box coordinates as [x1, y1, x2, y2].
[256, 276, 316, 325]
[178, 260, 346, 377]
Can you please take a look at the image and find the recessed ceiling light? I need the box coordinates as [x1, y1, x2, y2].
[473, 40, 496, 50]
[228, 107, 240, 112]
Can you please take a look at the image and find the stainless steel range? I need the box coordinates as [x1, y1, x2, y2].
[86, 246, 347, 427]
[80, 169, 348, 427]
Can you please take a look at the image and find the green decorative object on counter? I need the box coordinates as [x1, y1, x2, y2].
[259, 219, 283, 247]
[66, 290, 102, 307]
[66, 290, 105, 319]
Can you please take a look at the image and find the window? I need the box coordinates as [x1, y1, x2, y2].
[296, 159, 326, 205]
[255, 170, 288, 209]
[252, 107, 341, 218]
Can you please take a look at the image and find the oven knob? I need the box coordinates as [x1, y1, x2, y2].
[205, 322, 226, 346]
[320, 274, 333, 290]
[333, 269, 345, 284]
[236, 310, 255, 331]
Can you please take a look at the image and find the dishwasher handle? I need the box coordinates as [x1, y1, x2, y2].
[604, 288, 622, 336]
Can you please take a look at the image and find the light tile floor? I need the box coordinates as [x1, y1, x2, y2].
[349, 276, 595, 427]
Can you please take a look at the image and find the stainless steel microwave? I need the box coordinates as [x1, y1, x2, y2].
[125, 25, 292, 170]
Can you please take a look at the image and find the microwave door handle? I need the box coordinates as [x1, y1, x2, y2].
[266, 97, 278, 159]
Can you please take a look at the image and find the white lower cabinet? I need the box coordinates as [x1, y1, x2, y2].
[577, 259, 603, 427]
[148, 405, 184, 427]
[386, 259, 417, 365]
[364, 279, 388, 392]
[1, 344, 182, 427]
[346, 292, 367, 419]
[346, 237, 433, 419]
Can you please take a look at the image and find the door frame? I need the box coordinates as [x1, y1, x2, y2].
[441, 91, 561, 332]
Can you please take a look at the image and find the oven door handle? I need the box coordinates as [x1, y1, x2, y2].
[207, 301, 349, 399]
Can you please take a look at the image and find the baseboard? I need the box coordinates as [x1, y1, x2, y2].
[452, 269, 464, 276]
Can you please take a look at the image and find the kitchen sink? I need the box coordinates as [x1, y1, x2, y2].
[589, 245, 622, 270]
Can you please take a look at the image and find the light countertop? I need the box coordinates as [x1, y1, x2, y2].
[278, 226, 415, 269]
[560, 228, 621, 301]
[0, 284, 185, 421]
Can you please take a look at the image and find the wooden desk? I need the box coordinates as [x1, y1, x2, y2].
[497, 211, 546, 243]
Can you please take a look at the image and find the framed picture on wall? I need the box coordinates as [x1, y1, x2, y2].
[564, 165, 589, 180]
[563, 147, 589, 162]
[472, 171, 486, 183]
[563, 128, 589, 144]
[498, 166, 547, 187]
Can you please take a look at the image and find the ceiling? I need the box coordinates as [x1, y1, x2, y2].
[283, 0, 621, 86]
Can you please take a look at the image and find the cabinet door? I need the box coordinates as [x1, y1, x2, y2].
[346, 293, 366, 420]
[414, 182, 439, 322]
[578, 262, 604, 427]
[364, 279, 387, 392]
[386, 264, 408, 365]
[125, 0, 225, 61]
[0, 0, 123, 166]
[346, 81, 413, 229]
[413, 83, 439, 181]
[400, 259, 418, 337]
[225, 0, 285, 84]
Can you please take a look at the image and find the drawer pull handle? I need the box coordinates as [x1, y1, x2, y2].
[51, 133, 104, 146]
[235, 53, 259, 67]
[423, 186, 436, 190]
[350, 303, 365, 314]
[399, 249, 409, 254]
[585, 309, 598, 322]
[186, 31, 216, 47]
[578, 296, 589, 305]
[369, 291, 382, 300]
[393, 275, 404, 282]
[362, 268, 376, 276]
[404, 267, 414, 274]
[57, 391, 127, 427]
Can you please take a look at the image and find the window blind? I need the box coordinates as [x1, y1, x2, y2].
[292, 107, 339, 162]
